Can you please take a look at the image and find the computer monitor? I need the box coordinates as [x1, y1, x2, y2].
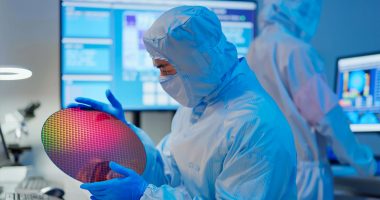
[60, 0, 257, 110]
[336, 53, 380, 132]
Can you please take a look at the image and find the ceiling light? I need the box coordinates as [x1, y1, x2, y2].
[0, 67, 32, 80]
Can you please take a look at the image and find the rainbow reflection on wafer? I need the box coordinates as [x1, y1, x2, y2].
[42, 108, 146, 182]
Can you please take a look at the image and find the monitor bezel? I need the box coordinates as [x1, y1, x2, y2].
[335, 51, 380, 133]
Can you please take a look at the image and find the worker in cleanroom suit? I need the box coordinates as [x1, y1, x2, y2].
[246, 0, 377, 199]
[72, 5, 298, 200]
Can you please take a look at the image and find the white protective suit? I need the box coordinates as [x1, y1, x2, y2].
[135, 6, 298, 199]
[247, 0, 377, 199]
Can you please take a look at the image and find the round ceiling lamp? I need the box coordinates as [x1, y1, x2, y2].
[0, 66, 32, 80]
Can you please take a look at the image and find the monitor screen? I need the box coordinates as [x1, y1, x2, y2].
[336, 53, 380, 132]
[60, 0, 257, 110]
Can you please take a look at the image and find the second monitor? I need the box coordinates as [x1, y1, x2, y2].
[336, 53, 380, 132]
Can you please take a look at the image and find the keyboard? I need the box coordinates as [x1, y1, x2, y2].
[5, 193, 59, 200]
[15, 177, 50, 192]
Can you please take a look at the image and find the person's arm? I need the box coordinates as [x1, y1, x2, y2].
[142, 116, 297, 199]
[316, 105, 376, 176]
[287, 46, 376, 176]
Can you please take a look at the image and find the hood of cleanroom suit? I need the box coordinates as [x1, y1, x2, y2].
[260, 0, 322, 40]
[143, 6, 238, 107]
[136, 6, 297, 199]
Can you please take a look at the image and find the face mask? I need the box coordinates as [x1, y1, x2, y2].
[159, 74, 197, 107]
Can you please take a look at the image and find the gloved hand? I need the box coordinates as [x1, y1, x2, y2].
[327, 147, 339, 164]
[67, 89, 128, 125]
[68, 90, 159, 185]
[376, 161, 380, 176]
[80, 161, 148, 200]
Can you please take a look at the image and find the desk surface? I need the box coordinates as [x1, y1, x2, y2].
[333, 166, 380, 198]
[0, 166, 89, 200]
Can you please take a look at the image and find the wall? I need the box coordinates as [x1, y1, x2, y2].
[0, 0, 59, 166]
[312, 0, 380, 86]
[0, 0, 379, 199]
[0, 0, 88, 198]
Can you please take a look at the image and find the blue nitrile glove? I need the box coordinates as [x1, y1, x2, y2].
[69, 90, 159, 185]
[81, 161, 148, 200]
[67, 89, 128, 125]
[376, 161, 380, 176]
[327, 147, 339, 164]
